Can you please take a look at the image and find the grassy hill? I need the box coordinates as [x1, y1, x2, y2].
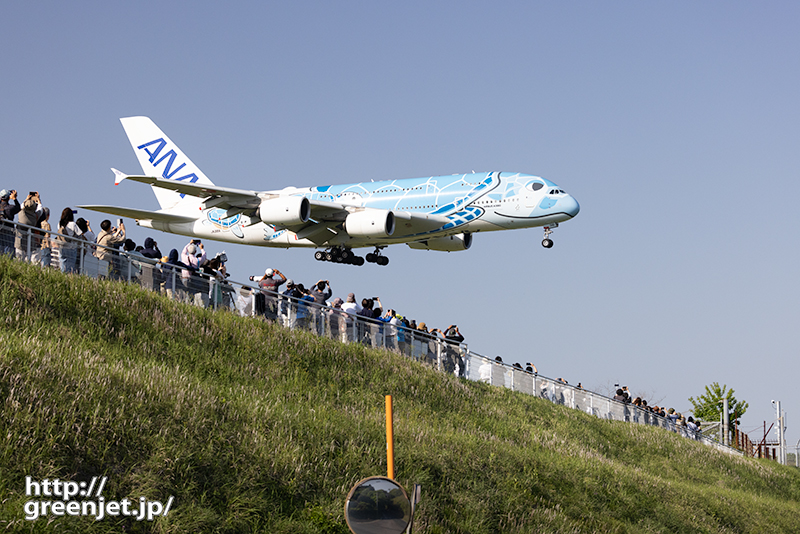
[1, 256, 799, 533]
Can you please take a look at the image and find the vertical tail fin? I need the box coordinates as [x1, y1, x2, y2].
[120, 116, 214, 215]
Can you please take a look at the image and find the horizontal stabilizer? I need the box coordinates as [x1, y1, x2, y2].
[77, 205, 197, 223]
[110, 169, 262, 210]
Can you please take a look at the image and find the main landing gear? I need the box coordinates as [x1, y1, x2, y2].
[541, 224, 558, 248]
[314, 246, 365, 265]
[313, 246, 389, 266]
[365, 247, 389, 266]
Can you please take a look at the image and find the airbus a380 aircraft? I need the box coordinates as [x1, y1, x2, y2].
[81, 117, 580, 266]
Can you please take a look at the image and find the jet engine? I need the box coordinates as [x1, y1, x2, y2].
[407, 233, 472, 251]
[344, 209, 395, 237]
[258, 196, 310, 226]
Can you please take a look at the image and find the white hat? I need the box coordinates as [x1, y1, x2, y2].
[0, 189, 9, 199]
[265, 268, 274, 277]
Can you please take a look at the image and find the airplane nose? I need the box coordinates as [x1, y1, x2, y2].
[561, 195, 580, 218]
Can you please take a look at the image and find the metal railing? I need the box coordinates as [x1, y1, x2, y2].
[4, 219, 743, 456]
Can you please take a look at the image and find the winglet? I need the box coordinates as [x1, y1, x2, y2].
[111, 168, 127, 186]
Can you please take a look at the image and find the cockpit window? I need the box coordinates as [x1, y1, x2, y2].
[549, 189, 566, 195]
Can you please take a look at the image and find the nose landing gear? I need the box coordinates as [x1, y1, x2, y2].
[542, 224, 558, 248]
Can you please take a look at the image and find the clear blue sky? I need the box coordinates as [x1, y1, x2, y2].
[3, 2, 798, 452]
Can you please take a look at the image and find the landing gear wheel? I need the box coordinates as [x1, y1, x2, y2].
[377, 256, 389, 266]
[542, 238, 554, 248]
[325, 252, 333, 261]
[340, 249, 352, 261]
[366, 253, 377, 263]
[353, 256, 365, 266]
[314, 251, 325, 261]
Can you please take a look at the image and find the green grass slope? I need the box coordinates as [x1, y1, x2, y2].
[1, 257, 799, 533]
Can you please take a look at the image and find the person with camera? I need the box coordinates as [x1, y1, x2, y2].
[307, 279, 332, 335]
[95, 219, 126, 278]
[0, 189, 21, 256]
[443, 324, 465, 377]
[180, 239, 205, 280]
[279, 278, 301, 327]
[179, 240, 206, 303]
[15, 191, 44, 261]
[249, 268, 286, 320]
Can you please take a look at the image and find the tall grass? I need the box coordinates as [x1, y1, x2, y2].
[1, 257, 799, 533]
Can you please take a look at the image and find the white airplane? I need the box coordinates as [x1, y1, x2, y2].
[81, 117, 580, 266]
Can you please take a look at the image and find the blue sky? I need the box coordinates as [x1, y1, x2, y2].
[3, 2, 798, 453]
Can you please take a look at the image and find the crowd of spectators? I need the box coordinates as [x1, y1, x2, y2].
[0, 189, 236, 308]
[2, 187, 705, 436]
[612, 386, 700, 431]
[1, 189, 468, 359]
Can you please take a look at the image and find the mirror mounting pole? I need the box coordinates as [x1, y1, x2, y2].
[386, 395, 395, 479]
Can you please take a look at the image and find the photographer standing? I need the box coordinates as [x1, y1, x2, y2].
[444, 324, 465, 377]
[250, 268, 286, 320]
[0, 189, 20, 256]
[96, 219, 126, 278]
[309, 280, 332, 335]
[15, 191, 43, 261]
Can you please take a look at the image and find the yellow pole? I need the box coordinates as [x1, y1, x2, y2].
[386, 395, 395, 480]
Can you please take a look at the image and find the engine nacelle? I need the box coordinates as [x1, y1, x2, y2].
[407, 233, 473, 251]
[258, 196, 310, 226]
[344, 209, 395, 237]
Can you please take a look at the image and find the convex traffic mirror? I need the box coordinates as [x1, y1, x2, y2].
[345, 476, 411, 534]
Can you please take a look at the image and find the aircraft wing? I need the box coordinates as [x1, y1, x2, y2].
[77, 205, 197, 223]
[108, 169, 450, 236]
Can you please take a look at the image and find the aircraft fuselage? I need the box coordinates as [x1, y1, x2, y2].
[141, 171, 579, 249]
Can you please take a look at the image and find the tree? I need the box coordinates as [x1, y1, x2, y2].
[688, 382, 748, 423]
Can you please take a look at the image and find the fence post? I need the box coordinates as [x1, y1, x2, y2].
[25, 225, 32, 260]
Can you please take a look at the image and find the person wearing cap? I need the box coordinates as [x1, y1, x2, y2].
[279, 278, 301, 327]
[0, 189, 20, 256]
[254, 268, 286, 321]
[180, 240, 205, 294]
[340, 292, 361, 341]
[326, 297, 348, 342]
[341, 293, 362, 315]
